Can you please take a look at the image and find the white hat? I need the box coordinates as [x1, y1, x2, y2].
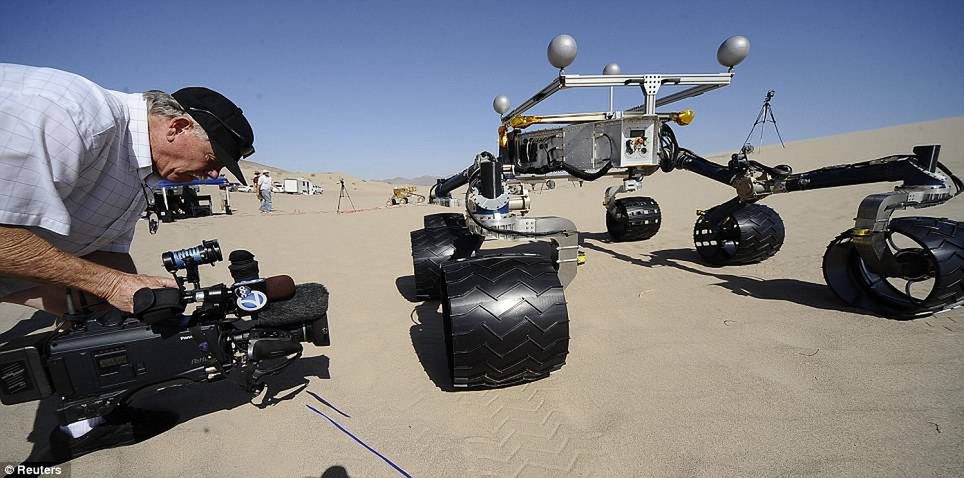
[262, 170, 270, 174]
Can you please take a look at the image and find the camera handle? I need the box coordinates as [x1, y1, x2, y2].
[170, 256, 202, 290]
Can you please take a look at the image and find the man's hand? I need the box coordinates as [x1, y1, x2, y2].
[103, 273, 179, 313]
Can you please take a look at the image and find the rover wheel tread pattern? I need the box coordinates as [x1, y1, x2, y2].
[822, 217, 964, 318]
[694, 203, 785, 265]
[424, 213, 467, 230]
[441, 256, 569, 388]
[606, 196, 662, 242]
[411, 226, 477, 300]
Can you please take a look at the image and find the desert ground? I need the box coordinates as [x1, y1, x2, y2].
[1, 117, 963, 477]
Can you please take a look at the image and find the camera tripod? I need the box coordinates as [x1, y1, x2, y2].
[336, 179, 355, 213]
[742, 89, 785, 154]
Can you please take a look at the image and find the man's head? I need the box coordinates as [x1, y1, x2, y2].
[263, 170, 270, 176]
[145, 88, 254, 185]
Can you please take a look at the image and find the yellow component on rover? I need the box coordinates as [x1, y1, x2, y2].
[577, 251, 587, 265]
[508, 115, 542, 129]
[672, 109, 695, 126]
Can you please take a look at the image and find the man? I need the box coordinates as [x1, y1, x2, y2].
[0, 64, 255, 315]
[258, 169, 273, 213]
[0, 64, 256, 456]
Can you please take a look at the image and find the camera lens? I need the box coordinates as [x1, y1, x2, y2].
[162, 239, 222, 272]
[287, 316, 330, 347]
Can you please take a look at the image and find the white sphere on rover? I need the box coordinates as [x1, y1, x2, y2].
[602, 63, 622, 75]
[717, 35, 750, 68]
[547, 34, 578, 69]
[492, 95, 510, 115]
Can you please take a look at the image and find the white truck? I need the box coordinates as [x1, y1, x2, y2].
[283, 178, 313, 195]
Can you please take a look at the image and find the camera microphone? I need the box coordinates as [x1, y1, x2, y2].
[255, 283, 330, 346]
[233, 275, 295, 314]
[264, 275, 296, 301]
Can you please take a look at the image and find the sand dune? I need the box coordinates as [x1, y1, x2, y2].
[1, 117, 962, 477]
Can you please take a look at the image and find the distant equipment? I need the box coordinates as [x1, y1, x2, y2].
[742, 89, 785, 154]
[336, 178, 355, 213]
[388, 186, 426, 206]
[283, 177, 314, 195]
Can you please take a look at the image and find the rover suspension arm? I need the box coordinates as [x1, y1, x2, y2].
[676, 145, 961, 205]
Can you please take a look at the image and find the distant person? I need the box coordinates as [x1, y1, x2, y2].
[253, 171, 262, 201]
[258, 169, 273, 213]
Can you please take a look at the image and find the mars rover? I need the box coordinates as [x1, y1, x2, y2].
[410, 35, 963, 388]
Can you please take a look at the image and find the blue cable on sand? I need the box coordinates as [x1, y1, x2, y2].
[306, 404, 412, 477]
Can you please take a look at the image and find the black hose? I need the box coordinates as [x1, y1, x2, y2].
[549, 132, 614, 181]
[937, 161, 964, 197]
[559, 160, 612, 181]
[659, 124, 679, 172]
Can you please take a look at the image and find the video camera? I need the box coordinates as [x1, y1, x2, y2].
[0, 239, 330, 424]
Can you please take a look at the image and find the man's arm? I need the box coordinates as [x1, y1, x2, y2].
[0, 225, 176, 313]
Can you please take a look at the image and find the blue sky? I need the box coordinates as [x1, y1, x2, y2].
[2, 0, 962, 179]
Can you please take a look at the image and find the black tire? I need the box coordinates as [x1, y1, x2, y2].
[424, 213, 467, 230]
[694, 203, 785, 265]
[822, 217, 964, 318]
[441, 255, 569, 388]
[606, 196, 661, 242]
[411, 227, 481, 300]
[546, 179, 556, 190]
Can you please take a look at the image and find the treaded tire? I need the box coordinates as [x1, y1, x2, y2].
[822, 217, 964, 318]
[694, 203, 785, 265]
[606, 196, 661, 242]
[424, 213, 467, 230]
[411, 227, 480, 300]
[441, 255, 569, 388]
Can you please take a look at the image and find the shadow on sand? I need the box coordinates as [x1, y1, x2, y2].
[3, 310, 332, 470]
[579, 232, 873, 315]
[395, 275, 455, 391]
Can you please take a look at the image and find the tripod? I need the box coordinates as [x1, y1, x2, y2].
[336, 179, 355, 213]
[742, 90, 785, 154]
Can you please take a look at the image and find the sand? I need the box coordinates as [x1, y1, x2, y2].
[1, 117, 963, 477]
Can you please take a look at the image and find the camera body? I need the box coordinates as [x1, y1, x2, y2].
[0, 240, 330, 423]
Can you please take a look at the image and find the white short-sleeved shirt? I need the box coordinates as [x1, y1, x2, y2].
[0, 64, 154, 295]
[258, 175, 272, 192]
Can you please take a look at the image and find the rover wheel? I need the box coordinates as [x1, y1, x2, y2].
[606, 196, 661, 242]
[424, 213, 467, 230]
[822, 217, 964, 318]
[411, 227, 481, 300]
[694, 203, 785, 265]
[441, 255, 569, 388]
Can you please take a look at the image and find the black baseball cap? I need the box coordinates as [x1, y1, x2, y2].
[172, 87, 254, 185]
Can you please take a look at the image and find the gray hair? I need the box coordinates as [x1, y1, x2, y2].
[143, 90, 209, 141]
